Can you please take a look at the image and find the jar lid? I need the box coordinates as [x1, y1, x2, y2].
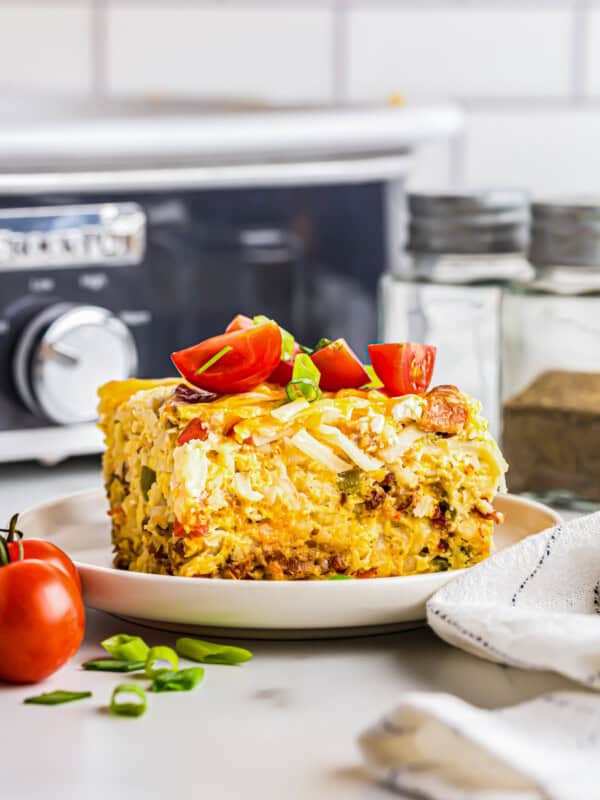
[408, 189, 530, 254]
[530, 198, 600, 267]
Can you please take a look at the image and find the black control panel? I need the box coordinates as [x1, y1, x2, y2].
[0, 181, 386, 434]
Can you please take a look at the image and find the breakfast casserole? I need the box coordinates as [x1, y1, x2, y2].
[99, 339, 507, 580]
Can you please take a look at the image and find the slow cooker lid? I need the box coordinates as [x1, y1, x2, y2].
[0, 97, 462, 171]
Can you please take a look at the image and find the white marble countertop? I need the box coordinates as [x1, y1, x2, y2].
[0, 459, 577, 800]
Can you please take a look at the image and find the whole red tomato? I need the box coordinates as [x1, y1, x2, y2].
[0, 558, 85, 684]
[7, 539, 82, 593]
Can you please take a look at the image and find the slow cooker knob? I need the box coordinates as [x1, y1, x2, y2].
[13, 303, 138, 425]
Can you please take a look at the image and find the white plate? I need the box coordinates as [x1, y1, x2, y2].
[19, 489, 560, 639]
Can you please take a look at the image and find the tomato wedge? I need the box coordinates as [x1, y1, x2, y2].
[172, 322, 282, 394]
[310, 339, 369, 392]
[225, 314, 253, 333]
[368, 343, 436, 396]
[268, 342, 302, 386]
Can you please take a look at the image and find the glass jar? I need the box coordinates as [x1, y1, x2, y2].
[379, 190, 531, 436]
[502, 199, 600, 508]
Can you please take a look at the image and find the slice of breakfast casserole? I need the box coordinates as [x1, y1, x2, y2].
[98, 377, 507, 580]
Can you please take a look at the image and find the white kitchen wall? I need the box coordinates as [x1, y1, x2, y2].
[1, 0, 599, 195]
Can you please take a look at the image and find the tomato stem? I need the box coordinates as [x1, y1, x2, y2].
[6, 513, 23, 542]
[0, 537, 10, 567]
[14, 538, 24, 562]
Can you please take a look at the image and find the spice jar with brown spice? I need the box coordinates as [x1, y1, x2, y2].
[502, 199, 600, 507]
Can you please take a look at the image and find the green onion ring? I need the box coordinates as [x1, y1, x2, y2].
[175, 637, 253, 666]
[145, 645, 179, 678]
[151, 667, 205, 693]
[101, 634, 149, 662]
[25, 690, 92, 705]
[82, 658, 146, 673]
[110, 684, 147, 717]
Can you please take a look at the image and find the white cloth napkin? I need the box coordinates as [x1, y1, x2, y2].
[427, 511, 600, 688]
[359, 691, 600, 800]
[359, 513, 600, 799]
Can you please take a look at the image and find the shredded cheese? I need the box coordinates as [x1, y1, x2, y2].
[289, 430, 352, 473]
[271, 398, 309, 423]
[318, 424, 383, 472]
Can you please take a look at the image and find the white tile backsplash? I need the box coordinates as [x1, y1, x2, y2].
[347, 7, 572, 102]
[0, 1, 597, 195]
[585, 8, 600, 96]
[0, 4, 92, 94]
[107, 5, 334, 103]
[464, 108, 600, 195]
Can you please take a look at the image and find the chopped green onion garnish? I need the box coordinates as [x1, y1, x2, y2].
[24, 690, 92, 706]
[175, 637, 253, 666]
[313, 338, 332, 351]
[151, 667, 205, 693]
[82, 659, 146, 673]
[110, 684, 147, 717]
[327, 575, 355, 580]
[145, 645, 179, 678]
[286, 378, 321, 403]
[101, 634, 150, 662]
[253, 315, 295, 361]
[364, 365, 384, 389]
[195, 345, 232, 376]
[285, 354, 322, 404]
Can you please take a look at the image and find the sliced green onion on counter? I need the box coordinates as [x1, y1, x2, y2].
[24, 690, 92, 706]
[194, 345, 232, 376]
[82, 659, 146, 673]
[285, 354, 322, 403]
[151, 667, 205, 693]
[145, 646, 179, 678]
[101, 634, 150, 662]
[110, 684, 147, 717]
[175, 637, 253, 666]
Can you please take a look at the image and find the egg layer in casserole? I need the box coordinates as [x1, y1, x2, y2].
[98, 380, 507, 579]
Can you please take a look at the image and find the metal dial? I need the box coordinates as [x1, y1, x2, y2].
[14, 303, 138, 425]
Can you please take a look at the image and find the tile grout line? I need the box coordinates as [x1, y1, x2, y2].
[91, 0, 108, 100]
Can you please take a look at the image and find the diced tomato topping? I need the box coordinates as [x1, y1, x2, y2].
[173, 520, 208, 538]
[225, 314, 253, 333]
[310, 339, 369, 392]
[268, 342, 302, 386]
[177, 418, 209, 445]
[171, 321, 282, 394]
[368, 343, 436, 396]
